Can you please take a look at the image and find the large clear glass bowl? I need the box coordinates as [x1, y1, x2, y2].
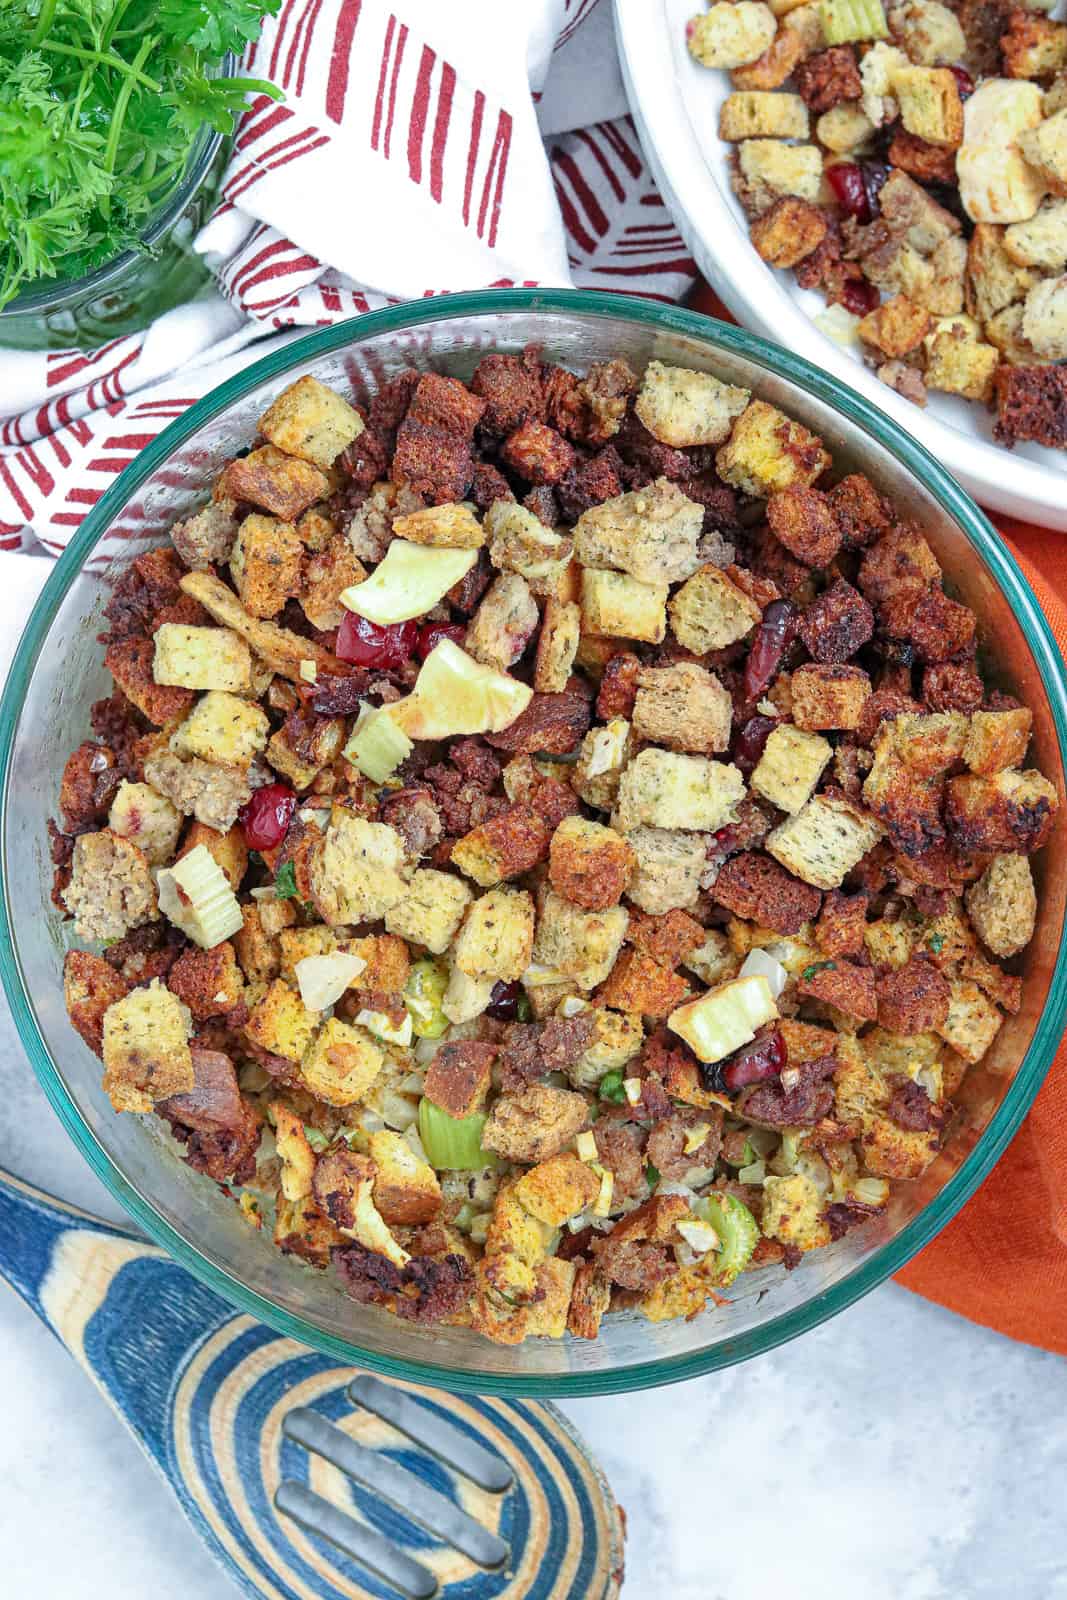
[2, 290, 1065, 1396]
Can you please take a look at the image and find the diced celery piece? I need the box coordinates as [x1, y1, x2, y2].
[404, 958, 450, 1039]
[694, 1193, 760, 1285]
[417, 1097, 491, 1170]
[340, 539, 477, 623]
[821, 0, 888, 44]
[156, 843, 243, 948]
[343, 704, 413, 783]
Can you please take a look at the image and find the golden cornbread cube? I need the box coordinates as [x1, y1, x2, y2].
[170, 690, 270, 767]
[454, 887, 536, 981]
[64, 950, 129, 1059]
[480, 1180, 549, 1305]
[963, 707, 1032, 774]
[300, 1016, 384, 1106]
[625, 826, 710, 916]
[218, 445, 329, 521]
[273, 1193, 344, 1266]
[301, 537, 367, 631]
[346, 933, 410, 996]
[633, 362, 750, 448]
[272, 1103, 316, 1202]
[61, 828, 158, 945]
[935, 979, 1002, 1064]
[465, 573, 539, 671]
[632, 661, 733, 754]
[1021, 275, 1067, 359]
[525, 1257, 578, 1339]
[749, 195, 830, 268]
[309, 810, 410, 925]
[384, 867, 473, 954]
[860, 1117, 939, 1180]
[567, 1009, 644, 1089]
[751, 724, 832, 813]
[267, 713, 346, 789]
[369, 1129, 442, 1225]
[234, 903, 283, 983]
[715, 400, 830, 497]
[153, 623, 252, 694]
[719, 90, 809, 141]
[965, 853, 1037, 958]
[107, 779, 183, 867]
[1003, 199, 1067, 271]
[734, 140, 824, 215]
[101, 979, 193, 1114]
[277, 924, 341, 984]
[573, 478, 704, 585]
[669, 566, 761, 653]
[891, 65, 963, 147]
[514, 1152, 600, 1227]
[766, 794, 884, 889]
[259, 897, 299, 939]
[687, 2, 776, 69]
[616, 748, 745, 833]
[876, 710, 968, 776]
[230, 513, 304, 620]
[175, 819, 249, 890]
[392, 501, 485, 548]
[761, 1174, 828, 1252]
[258, 376, 364, 469]
[450, 804, 550, 889]
[965, 225, 1038, 324]
[534, 598, 581, 693]
[790, 664, 871, 731]
[682, 928, 737, 986]
[245, 978, 319, 1062]
[580, 569, 668, 644]
[532, 890, 629, 990]
[817, 103, 876, 152]
[858, 294, 932, 358]
[923, 321, 1000, 402]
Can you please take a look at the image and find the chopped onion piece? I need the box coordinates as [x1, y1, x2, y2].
[356, 1007, 413, 1047]
[677, 1218, 721, 1255]
[739, 947, 789, 999]
[295, 950, 367, 1011]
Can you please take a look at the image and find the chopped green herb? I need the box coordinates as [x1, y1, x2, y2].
[645, 1162, 661, 1190]
[274, 861, 297, 899]
[598, 1070, 627, 1104]
[928, 932, 945, 955]
[801, 960, 837, 981]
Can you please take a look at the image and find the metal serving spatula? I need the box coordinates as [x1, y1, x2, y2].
[0, 1165, 624, 1600]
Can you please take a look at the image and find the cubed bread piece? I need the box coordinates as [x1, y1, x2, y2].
[534, 598, 581, 693]
[963, 707, 1032, 774]
[766, 794, 884, 888]
[719, 90, 810, 141]
[384, 867, 473, 953]
[984, 304, 1039, 365]
[174, 820, 248, 890]
[170, 690, 269, 767]
[632, 662, 733, 754]
[450, 803, 550, 887]
[761, 1174, 829, 1252]
[141, 747, 253, 834]
[633, 362, 750, 447]
[453, 887, 535, 981]
[392, 500, 485, 550]
[533, 891, 629, 990]
[258, 376, 364, 468]
[64, 950, 130, 1058]
[1022, 275, 1067, 359]
[860, 40, 909, 125]
[790, 664, 871, 730]
[301, 537, 368, 631]
[61, 828, 159, 943]
[936, 978, 1002, 1064]
[616, 748, 746, 833]
[233, 902, 288, 982]
[101, 979, 193, 1113]
[749, 195, 830, 266]
[625, 827, 711, 915]
[858, 294, 932, 357]
[751, 724, 833, 813]
[669, 566, 761, 653]
[482, 1083, 590, 1164]
[514, 1153, 600, 1227]
[277, 924, 341, 984]
[369, 1129, 442, 1225]
[817, 103, 876, 151]
[994, 362, 1067, 446]
[300, 1016, 384, 1106]
[230, 513, 304, 619]
[1002, 10, 1067, 80]
[310, 810, 410, 925]
[245, 978, 319, 1062]
[966, 853, 1037, 958]
[580, 569, 668, 644]
[153, 623, 252, 693]
[595, 945, 690, 1018]
[890, 65, 963, 146]
[266, 711, 346, 790]
[730, 15, 809, 92]
[548, 815, 635, 910]
[107, 779, 183, 867]
[966, 224, 1039, 323]
[1004, 199, 1067, 271]
[217, 445, 330, 521]
[923, 319, 1001, 400]
[296, 505, 337, 553]
[104, 638, 194, 727]
[465, 573, 539, 671]
[485, 501, 569, 580]
[687, 2, 777, 68]
[887, 0, 965, 65]
[573, 477, 704, 585]
[715, 400, 830, 497]
[735, 140, 824, 215]
[167, 941, 244, 1021]
[860, 1116, 939, 1179]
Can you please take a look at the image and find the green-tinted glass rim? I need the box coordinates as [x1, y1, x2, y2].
[3, 287, 1066, 1396]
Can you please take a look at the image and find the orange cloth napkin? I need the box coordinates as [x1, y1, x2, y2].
[689, 282, 1067, 1354]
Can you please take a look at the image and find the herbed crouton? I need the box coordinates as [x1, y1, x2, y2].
[815, 889, 869, 958]
[102, 979, 193, 1113]
[734, 141, 825, 216]
[749, 195, 829, 268]
[267, 710, 346, 790]
[751, 724, 832, 814]
[107, 779, 183, 867]
[936, 977, 1002, 1063]
[1002, 10, 1067, 80]
[153, 623, 252, 695]
[580, 568, 668, 644]
[233, 903, 282, 983]
[258, 375, 364, 469]
[858, 295, 933, 358]
[465, 573, 539, 671]
[632, 662, 733, 755]
[761, 1173, 828, 1251]
[533, 890, 630, 990]
[167, 942, 244, 1021]
[300, 537, 368, 631]
[790, 664, 871, 731]
[966, 224, 1039, 326]
[799, 579, 874, 663]
[965, 852, 1037, 957]
[105, 638, 194, 727]
[716, 400, 831, 497]
[454, 887, 536, 981]
[170, 691, 270, 771]
[1003, 199, 1067, 271]
[731, 22, 807, 92]
[963, 708, 1032, 774]
[423, 1040, 496, 1119]
[451, 803, 551, 888]
[891, 64, 963, 146]
[857, 523, 941, 607]
[300, 1016, 384, 1106]
[766, 486, 842, 568]
[720, 89, 810, 141]
[634, 362, 750, 448]
[514, 1152, 600, 1226]
[570, 717, 635, 812]
[229, 513, 305, 620]
[534, 599, 581, 693]
[61, 828, 159, 943]
[369, 1129, 443, 1225]
[687, 1, 777, 68]
[946, 769, 1058, 854]
[668, 565, 762, 653]
[246, 978, 319, 1062]
[573, 477, 704, 586]
[860, 1115, 939, 1179]
[384, 868, 473, 954]
[481, 1083, 590, 1164]
[218, 445, 329, 521]
[625, 826, 712, 916]
[310, 809, 410, 925]
[876, 955, 951, 1033]
[64, 950, 130, 1057]
[548, 815, 634, 910]
[616, 748, 745, 833]
[766, 794, 884, 889]
[713, 849, 823, 934]
[594, 945, 691, 1019]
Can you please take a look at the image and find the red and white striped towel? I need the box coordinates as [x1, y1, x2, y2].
[0, 0, 696, 558]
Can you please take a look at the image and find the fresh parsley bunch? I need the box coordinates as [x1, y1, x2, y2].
[0, 0, 283, 308]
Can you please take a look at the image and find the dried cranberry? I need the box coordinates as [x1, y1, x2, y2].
[742, 599, 796, 706]
[826, 161, 871, 222]
[840, 278, 880, 317]
[862, 161, 891, 215]
[416, 622, 467, 662]
[731, 714, 778, 776]
[239, 783, 297, 851]
[720, 1030, 786, 1092]
[486, 980, 523, 1020]
[949, 65, 974, 99]
[336, 612, 418, 669]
